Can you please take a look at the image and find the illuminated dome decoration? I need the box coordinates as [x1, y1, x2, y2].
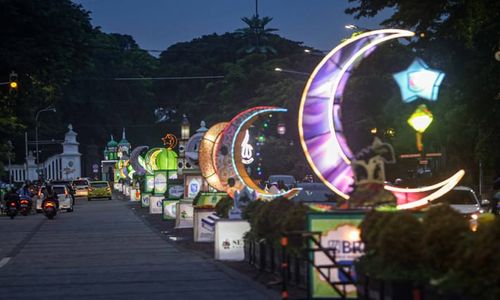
[144, 147, 178, 174]
[298, 29, 464, 209]
[104, 135, 118, 160]
[185, 121, 208, 168]
[156, 148, 178, 170]
[199, 122, 228, 191]
[117, 128, 131, 159]
[392, 58, 445, 102]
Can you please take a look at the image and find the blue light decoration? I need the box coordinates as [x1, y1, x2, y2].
[392, 58, 445, 102]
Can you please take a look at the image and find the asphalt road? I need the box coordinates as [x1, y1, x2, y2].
[0, 195, 278, 299]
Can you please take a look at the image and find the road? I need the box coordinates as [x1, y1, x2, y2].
[0, 195, 278, 299]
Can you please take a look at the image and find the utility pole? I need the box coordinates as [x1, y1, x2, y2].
[7, 140, 13, 185]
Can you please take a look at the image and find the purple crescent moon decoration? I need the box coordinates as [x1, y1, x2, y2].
[298, 29, 416, 199]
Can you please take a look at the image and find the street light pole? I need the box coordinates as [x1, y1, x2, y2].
[35, 106, 56, 180]
[274, 67, 309, 76]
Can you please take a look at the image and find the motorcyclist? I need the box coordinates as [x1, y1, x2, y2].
[42, 184, 59, 210]
[18, 181, 34, 210]
[4, 188, 20, 209]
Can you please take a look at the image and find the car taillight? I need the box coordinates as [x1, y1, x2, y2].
[10, 202, 16, 206]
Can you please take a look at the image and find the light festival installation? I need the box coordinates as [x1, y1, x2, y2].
[392, 58, 445, 102]
[199, 107, 301, 199]
[130, 146, 149, 176]
[199, 122, 228, 191]
[298, 29, 464, 208]
[228, 106, 301, 199]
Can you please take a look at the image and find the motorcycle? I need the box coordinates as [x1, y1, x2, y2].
[6, 201, 18, 219]
[19, 196, 31, 216]
[42, 199, 58, 220]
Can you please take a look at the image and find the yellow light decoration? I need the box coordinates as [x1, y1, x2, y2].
[407, 104, 433, 133]
[199, 122, 228, 191]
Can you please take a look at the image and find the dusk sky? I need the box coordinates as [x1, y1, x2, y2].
[73, 0, 391, 53]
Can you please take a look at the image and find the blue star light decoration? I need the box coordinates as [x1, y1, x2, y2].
[393, 58, 445, 102]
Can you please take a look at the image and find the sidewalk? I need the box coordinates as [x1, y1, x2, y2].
[121, 193, 307, 300]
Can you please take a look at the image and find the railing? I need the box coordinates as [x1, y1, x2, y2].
[245, 231, 357, 300]
[281, 231, 356, 300]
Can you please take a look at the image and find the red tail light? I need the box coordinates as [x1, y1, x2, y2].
[20, 200, 29, 204]
[44, 202, 55, 208]
[10, 202, 16, 206]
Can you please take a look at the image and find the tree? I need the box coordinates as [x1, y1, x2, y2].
[235, 15, 279, 54]
[0, 0, 94, 176]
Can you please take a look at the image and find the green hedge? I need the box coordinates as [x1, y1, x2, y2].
[356, 206, 499, 299]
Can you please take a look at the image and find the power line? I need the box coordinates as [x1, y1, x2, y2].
[113, 75, 224, 81]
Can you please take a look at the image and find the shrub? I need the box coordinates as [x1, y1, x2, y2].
[421, 205, 469, 276]
[242, 197, 308, 252]
[377, 211, 425, 281]
[214, 196, 233, 218]
[442, 217, 500, 299]
[359, 210, 396, 254]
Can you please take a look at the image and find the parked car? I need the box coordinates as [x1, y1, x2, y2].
[433, 186, 486, 216]
[88, 181, 112, 201]
[52, 184, 74, 212]
[293, 182, 336, 202]
[71, 179, 90, 198]
[267, 175, 297, 189]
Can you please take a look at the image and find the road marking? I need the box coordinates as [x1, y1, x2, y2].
[0, 257, 11, 268]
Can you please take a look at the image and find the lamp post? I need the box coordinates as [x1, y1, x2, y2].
[35, 106, 56, 179]
[274, 67, 309, 76]
[344, 24, 372, 31]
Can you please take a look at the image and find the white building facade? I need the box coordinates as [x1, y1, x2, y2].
[5, 124, 82, 182]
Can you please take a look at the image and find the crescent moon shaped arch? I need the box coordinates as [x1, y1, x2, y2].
[298, 29, 464, 207]
[144, 147, 163, 175]
[230, 107, 301, 199]
[199, 122, 228, 191]
[130, 146, 149, 176]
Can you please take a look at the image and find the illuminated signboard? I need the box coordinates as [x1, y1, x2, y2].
[215, 220, 250, 261]
[149, 196, 163, 214]
[241, 129, 254, 165]
[153, 170, 167, 196]
[141, 192, 151, 208]
[175, 200, 194, 229]
[167, 179, 184, 200]
[307, 212, 365, 299]
[162, 200, 179, 220]
[144, 175, 155, 193]
[185, 175, 203, 199]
